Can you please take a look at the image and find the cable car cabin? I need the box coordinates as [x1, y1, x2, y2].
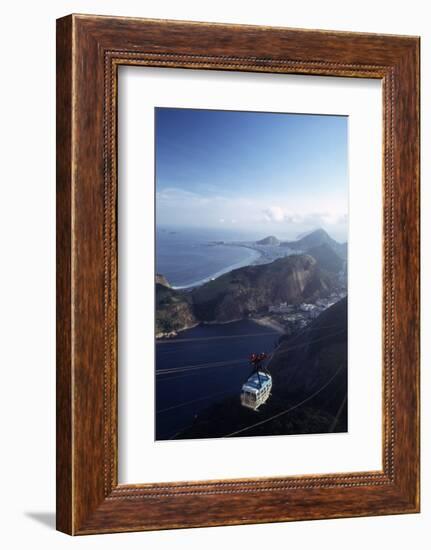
[241, 372, 272, 411]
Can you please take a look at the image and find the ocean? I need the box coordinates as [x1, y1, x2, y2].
[155, 227, 279, 439]
[156, 227, 261, 288]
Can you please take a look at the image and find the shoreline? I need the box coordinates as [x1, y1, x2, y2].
[170, 243, 264, 290]
[251, 316, 285, 334]
[156, 316, 286, 340]
[155, 321, 200, 340]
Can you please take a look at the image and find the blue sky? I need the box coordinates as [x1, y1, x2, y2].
[155, 108, 348, 240]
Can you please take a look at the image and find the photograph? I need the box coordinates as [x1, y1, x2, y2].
[155, 107, 348, 441]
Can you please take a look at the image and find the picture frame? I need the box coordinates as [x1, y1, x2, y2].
[56, 14, 420, 535]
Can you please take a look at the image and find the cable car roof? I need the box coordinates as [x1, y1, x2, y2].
[242, 372, 272, 392]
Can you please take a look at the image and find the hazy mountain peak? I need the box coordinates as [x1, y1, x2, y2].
[280, 228, 347, 260]
[256, 235, 280, 245]
[309, 228, 328, 237]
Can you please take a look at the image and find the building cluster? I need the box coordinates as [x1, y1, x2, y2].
[267, 291, 347, 334]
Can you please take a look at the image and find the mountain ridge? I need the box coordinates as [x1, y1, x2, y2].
[306, 242, 345, 273]
[280, 228, 347, 260]
[192, 254, 334, 323]
[156, 253, 339, 336]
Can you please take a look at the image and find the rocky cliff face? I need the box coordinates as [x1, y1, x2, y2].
[156, 254, 337, 334]
[155, 273, 171, 287]
[191, 255, 334, 323]
[306, 243, 344, 273]
[155, 283, 197, 337]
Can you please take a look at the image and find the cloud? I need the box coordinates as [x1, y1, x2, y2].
[156, 187, 347, 239]
[306, 211, 348, 226]
[261, 206, 347, 227]
[262, 206, 285, 222]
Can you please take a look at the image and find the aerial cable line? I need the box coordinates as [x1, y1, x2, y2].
[328, 391, 348, 433]
[224, 363, 344, 437]
[156, 329, 346, 378]
[272, 328, 346, 388]
[268, 329, 347, 361]
[156, 362, 243, 383]
[156, 358, 244, 376]
[156, 331, 279, 345]
[156, 388, 234, 414]
[156, 323, 342, 346]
